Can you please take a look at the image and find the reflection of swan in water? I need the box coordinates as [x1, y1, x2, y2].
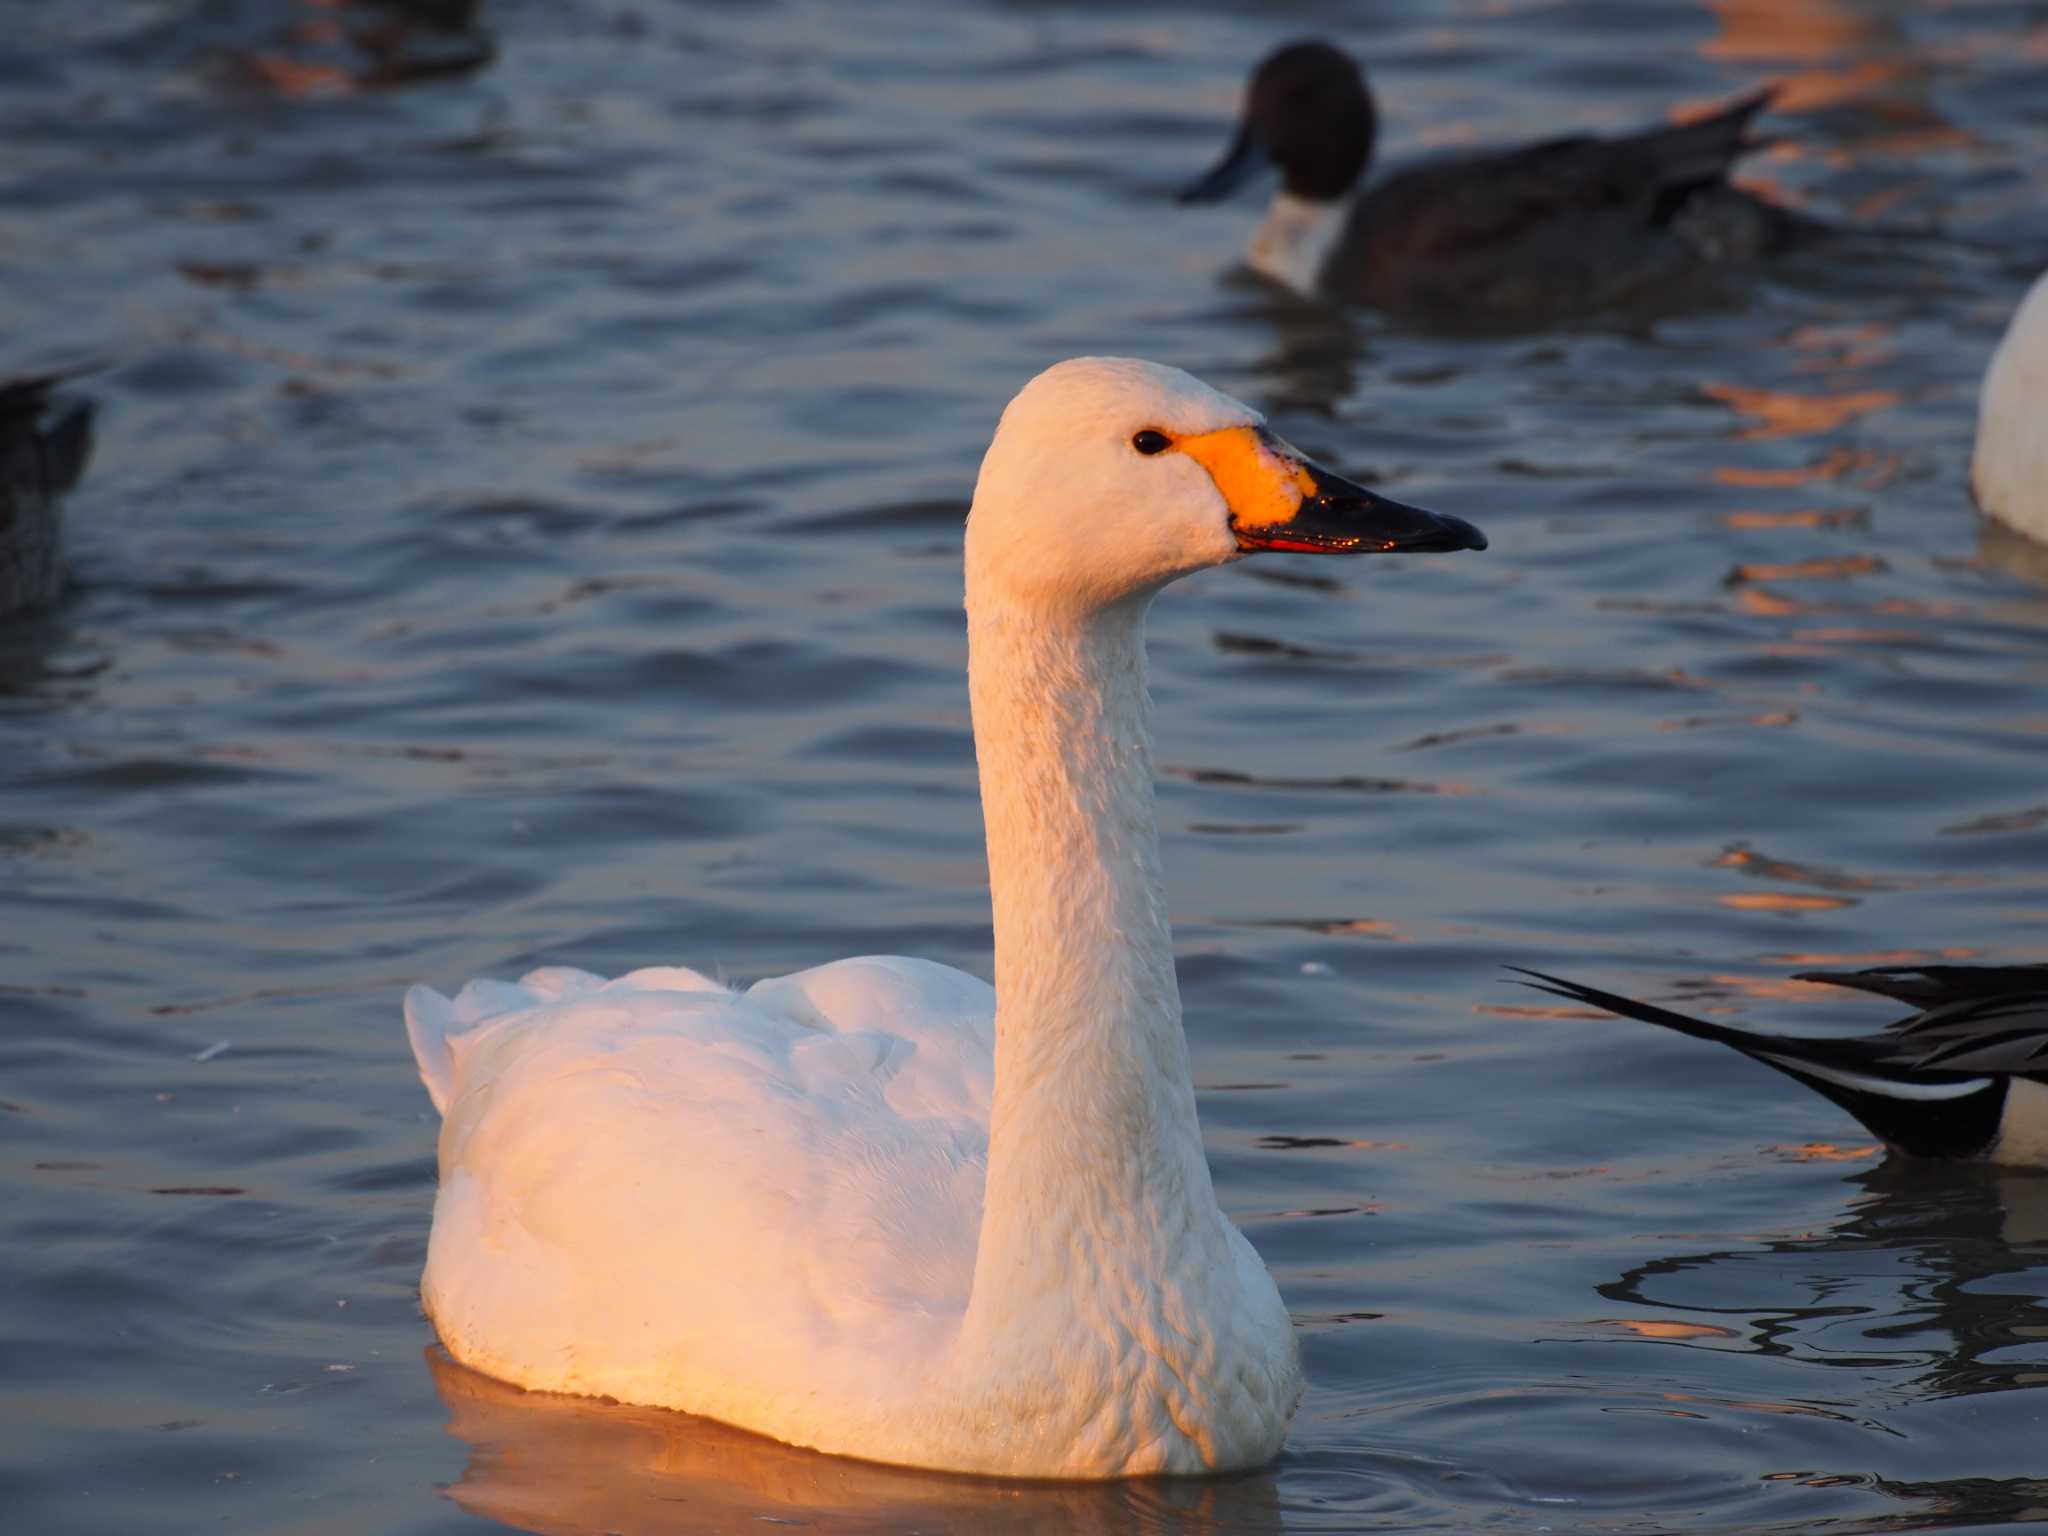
[423, 1346, 1286, 1536]
[1593, 1158, 2048, 1398]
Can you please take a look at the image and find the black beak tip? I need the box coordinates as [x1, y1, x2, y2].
[1382, 505, 1486, 554]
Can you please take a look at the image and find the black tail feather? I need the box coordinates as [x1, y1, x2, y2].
[1636, 86, 1778, 188]
[1509, 966, 1785, 1056]
[39, 399, 93, 496]
[1791, 964, 2048, 1009]
[1509, 965, 2013, 1158]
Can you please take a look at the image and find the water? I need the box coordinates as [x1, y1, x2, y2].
[5, 1, 2048, 1530]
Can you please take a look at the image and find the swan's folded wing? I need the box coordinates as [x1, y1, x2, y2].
[419, 963, 993, 1408]
[748, 955, 996, 1122]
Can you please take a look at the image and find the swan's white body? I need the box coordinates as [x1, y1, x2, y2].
[407, 357, 1482, 1478]
[1974, 271, 2048, 542]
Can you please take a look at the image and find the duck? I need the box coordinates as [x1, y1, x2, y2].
[233, 0, 493, 95]
[0, 373, 94, 618]
[1514, 963, 2048, 1162]
[1972, 270, 2048, 542]
[405, 356, 1487, 1479]
[1177, 39, 1807, 328]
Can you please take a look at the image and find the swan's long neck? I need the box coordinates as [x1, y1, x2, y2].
[959, 584, 1226, 1340]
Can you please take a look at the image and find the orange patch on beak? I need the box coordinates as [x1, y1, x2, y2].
[1174, 426, 1318, 530]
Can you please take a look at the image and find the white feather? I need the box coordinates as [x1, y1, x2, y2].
[1974, 270, 2048, 542]
[406, 359, 1315, 1479]
[1246, 191, 1350, 296]
[1754, 1050, 1991, 1103]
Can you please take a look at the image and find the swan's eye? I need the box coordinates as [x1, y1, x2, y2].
[1131, 430, 1171, 456]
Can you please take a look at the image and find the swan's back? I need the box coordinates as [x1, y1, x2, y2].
[408, 956, 995, 1418]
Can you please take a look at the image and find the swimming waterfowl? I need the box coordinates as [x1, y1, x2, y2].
[233, 0, 493, 94]
[1972, 270, 2048, 543]
[0, 373, 93, 617]
[406, 357, 1485, 1478]
[1516, 964, 2048, 1162]
[1178, 39, 1805, 327]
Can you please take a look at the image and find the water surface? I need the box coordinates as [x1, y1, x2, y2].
[5, 1, 2048, 1531]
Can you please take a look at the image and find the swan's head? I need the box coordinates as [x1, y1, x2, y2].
[1178, 40, 1376, 207]
[1973, 270, 2048, 542]
[966, 356, 1484, 612]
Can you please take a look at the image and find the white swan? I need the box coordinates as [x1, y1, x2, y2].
[1974, 270, 2048, 541]
[404, 356, 1486, 1479]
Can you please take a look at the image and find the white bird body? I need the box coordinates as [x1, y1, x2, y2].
[407, 357, 1484, 1477]
[1993, 1077, 2048, 1163]
[1974, 270, 2048, 542]
[412, 961, 992, 1406]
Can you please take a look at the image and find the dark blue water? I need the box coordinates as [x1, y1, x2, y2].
[5, 2, 2048, 1531]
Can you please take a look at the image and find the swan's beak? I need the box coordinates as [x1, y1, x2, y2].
[1178, 425, 1487, 555]
[1252, 466, 1488, 554]
[1177, 123, 1267, 205]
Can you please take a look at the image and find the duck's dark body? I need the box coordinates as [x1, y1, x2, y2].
[0, 374, 93, 617]
[1517, 963, 2048, 1161]
[1326, 94, 1802, 324]
[1181, 41, 1813, 328]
